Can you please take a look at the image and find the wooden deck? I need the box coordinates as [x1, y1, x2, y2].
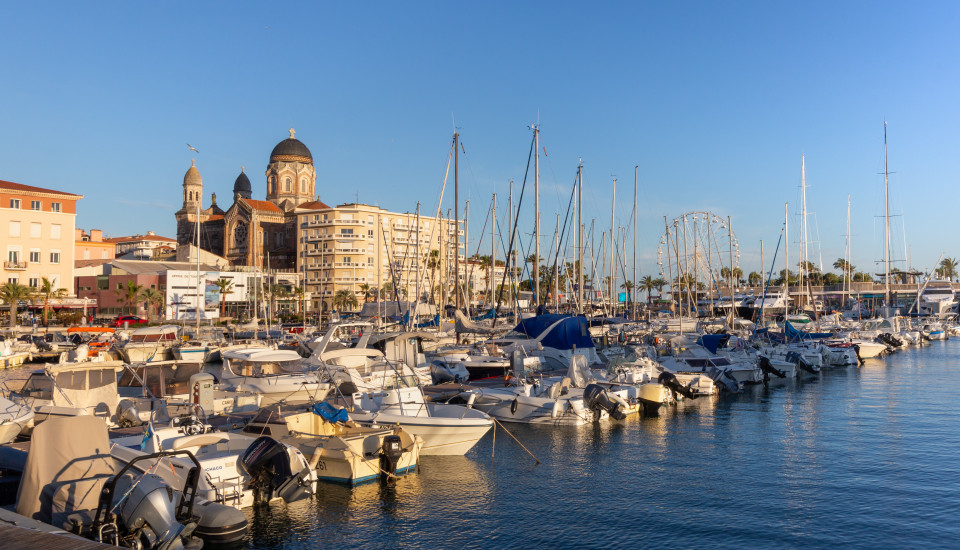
[0, 521, 113, 549]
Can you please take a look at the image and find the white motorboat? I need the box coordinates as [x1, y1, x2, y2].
[0, 394, 34, 443]
[484, 314, 601, 369]
[116, 325, 180, 363]
[111, 418, 316, 510]
[918, 280, 956, 317]
[335, 385, 493, 455]
[12, 358, 127, 431]
[239, 403, 423, 485]
[218, 348, 330, 405]
[116, 361, 262, 419]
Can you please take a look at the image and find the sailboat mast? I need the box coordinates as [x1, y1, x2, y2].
[800, 155, 807, 307]
[464, 200, 469, 310]
[633, 165, 638, 319]
[491, 193, 496, 307]
[784, 202, 789, 315]
[454, 132, 461, 312]
[533, 125, 540, 309]
[845, 194, 851, 298]
[577, 163, 583, 312]
[609, 177, 616, 313]
[195, 196, 201, 327]
[884, 121, 891, 306]
[554, 214, 560, 310]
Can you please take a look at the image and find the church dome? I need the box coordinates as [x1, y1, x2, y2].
[233, 167, 252, 199]
[270, 128, 313, 164]
[183, 159, 202, 186]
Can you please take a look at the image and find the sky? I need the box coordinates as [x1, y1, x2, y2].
[2, 1, 958, 282]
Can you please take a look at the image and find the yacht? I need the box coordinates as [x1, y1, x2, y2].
[217, 348, 330, 405]
[918, 280, 957, 317]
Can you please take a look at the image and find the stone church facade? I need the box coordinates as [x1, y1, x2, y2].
[175, 129, 329, 270]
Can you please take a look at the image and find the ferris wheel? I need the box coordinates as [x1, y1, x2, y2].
[657, 211, 740, 288]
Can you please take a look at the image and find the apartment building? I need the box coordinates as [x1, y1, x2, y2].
[296, 202, 462, 312]
[108, 231, 178, 259]
[75, 228, 115, 263]
[0, 179, 83, 292]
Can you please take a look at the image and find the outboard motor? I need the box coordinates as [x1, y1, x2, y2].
[379, 434, 405, 483]
[758, 356, 787, 380]
[582, 383, 627, 421]
[31, 336, 52, 352]
[91, 451, 205, 550]
[786, 351, 819, 374]
[707, 366, 741, 393]
[193, 500, 249, 545]
[239, 436, 313, 504]
[115, 398, 143, 428]
[657, 371, 700, 400]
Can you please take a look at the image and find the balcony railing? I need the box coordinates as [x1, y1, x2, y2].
[4, 261, 27, 270]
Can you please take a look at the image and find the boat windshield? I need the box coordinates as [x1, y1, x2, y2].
[229, 359, 310, 377]
[118, 363, 203, 396]
[17, 373, 53, 400]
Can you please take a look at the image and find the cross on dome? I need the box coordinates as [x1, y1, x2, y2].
[289, 128, 296, 139]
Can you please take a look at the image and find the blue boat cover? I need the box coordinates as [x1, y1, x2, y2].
[473, 308, 495, 321]
[784, 321, 834, 341]
[512, 314, 594, 350]
[313, 402, 349, 424]
[698, 334, 731, 354]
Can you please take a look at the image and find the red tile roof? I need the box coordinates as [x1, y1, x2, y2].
[297, 200, 332, 210]
[106, 234, 177, 243]
[0, 179, 83, 198]
[241, 198, 283, 213]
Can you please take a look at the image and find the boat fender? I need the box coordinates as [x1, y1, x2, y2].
[510, 398, 519, 415]
[551, 400, 562, 418]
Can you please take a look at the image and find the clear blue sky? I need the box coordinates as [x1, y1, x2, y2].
[2, 1, 958, 281]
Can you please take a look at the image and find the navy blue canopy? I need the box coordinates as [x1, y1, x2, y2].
[698, 334, 731, 354]
[784, 321, 834, 341]
[513, 314, 594, 351]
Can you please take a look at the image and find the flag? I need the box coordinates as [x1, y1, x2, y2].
[140, 422, 154, 451]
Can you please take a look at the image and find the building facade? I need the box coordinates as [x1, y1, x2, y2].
[295, 202, 461, 312]
[173, 129, 465, 313]
[1, 179, 83, 292]
[75, 228, 115, 263]
[108, 231, 178, 260]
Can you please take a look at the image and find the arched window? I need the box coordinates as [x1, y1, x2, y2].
[301, 179, 306, 193]
[285, 178, 291, 192]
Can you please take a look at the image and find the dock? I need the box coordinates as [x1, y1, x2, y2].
[0, 508, 113, 549]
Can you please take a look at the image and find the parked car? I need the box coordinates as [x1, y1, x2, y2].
[112, 315, 147, 327]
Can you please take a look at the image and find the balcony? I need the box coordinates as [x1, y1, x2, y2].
[334, 262, 364, 268]
[334, 276, 367, 283]
[335, 247, 364, 254]
[4, 261, 27, 270]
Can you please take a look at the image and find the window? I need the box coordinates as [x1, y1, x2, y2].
[342, 228, 353, 235]
[50, 224, 61, 239]
[368, 230, 373, 237]
[83, 249, 91, 259]
[28, 277, 39, 288]
[285, 178, 291, 192]
[313, 214, 319, 222]
[368, 257, 373, 265]
[30, 223, 41, 238]
[29, 250, 40, 263]
[50, 250, 60, 264]
[8, 250, 20, 263]
[9, 199, 20, 209]
[51, 202, 61, 212]
[7, 277, 17, 284]
[8, 221, 20, 237]
[343, 257, 351, 264]
[300, 179, 306, 193]
[30, 200, 40, 210]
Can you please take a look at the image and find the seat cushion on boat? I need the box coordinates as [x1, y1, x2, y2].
[171, 433, 230, 451]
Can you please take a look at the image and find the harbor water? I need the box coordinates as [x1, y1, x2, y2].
[241, 340, 960, 549]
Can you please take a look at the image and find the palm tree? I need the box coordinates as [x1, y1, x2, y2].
[639, 275, 655, 305]
[653, 278, 667, 299]
[0, 282, 32, 329]
[381, 281, 395, 301]
[292, 286, 306, 314]
[214, 278, 234, 318]
[35, 277, 67, 327]
[732, 267, 744, 286]
[620, 280, 635, 307]
[115, 280, 144, 315]
[833, 258, 854, 282]
[333, 289, 358, 312]
[748, 271, 762, 286]
[264, 284, 289, 319]
[426, 249, 440, 303]
[938, 257, 958, 281]
[140, 288, 165, 323]
[358, 283, 373, 303]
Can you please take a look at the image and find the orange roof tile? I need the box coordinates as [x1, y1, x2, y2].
[0, 179, 83, 198]
[106, 234, 177, 243]
[241, 198, 283, 213]
[297, 200, 332, 210]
